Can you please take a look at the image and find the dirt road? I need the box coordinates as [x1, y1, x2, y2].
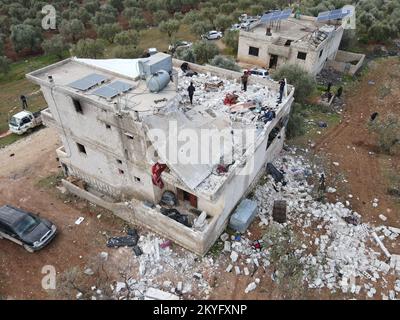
[0, 128, 123, 299]
[314, 58, 400, 229]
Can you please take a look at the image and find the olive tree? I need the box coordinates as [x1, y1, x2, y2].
[96, 23, 122, 43]
[10, 24, 42, 52]
[42, 35, 70, 59]
[71, 38, 106, 59]
[159, 19, 180, 43]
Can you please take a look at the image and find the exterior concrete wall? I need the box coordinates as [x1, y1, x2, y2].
[325, 50, 366, 76]
[237, 25, 344, 76]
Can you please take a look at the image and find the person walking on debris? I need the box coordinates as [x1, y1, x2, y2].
[278, 79, 285, 104]
[20, 95, 28, 110]
[241, 71, 249, 92]
[317, 173, 326, 200]
[187, 81, 195, 105]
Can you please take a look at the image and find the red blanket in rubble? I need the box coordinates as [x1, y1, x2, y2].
[152, 163, 167, 189]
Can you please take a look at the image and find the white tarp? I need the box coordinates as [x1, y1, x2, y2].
[74, 57, 142, 79]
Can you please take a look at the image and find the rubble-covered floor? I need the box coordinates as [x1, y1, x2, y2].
[84, 146, 400, 301]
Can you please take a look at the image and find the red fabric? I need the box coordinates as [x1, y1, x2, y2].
[224, 93, 239, 106]
[152, 163, 167, 189]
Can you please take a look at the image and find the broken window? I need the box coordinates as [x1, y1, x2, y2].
[319, 49, 324, 58]
[73, 99, 83, 114]
[77, 143, 87, 155]
[297, 51, 307, 60]
[248, 46, 259, 57]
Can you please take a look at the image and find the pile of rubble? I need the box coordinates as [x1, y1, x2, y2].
[91, 148, 399, 300]
[253, 149, 400, 299]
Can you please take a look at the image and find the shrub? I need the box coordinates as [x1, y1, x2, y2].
[111, 45, 143, 58]
[209, 55, 241, 71]
[0, 56, 11, 75]
[192, 41, 219, 65]
[223, 30, 239, 53]
[370, 113, 400, 155]
[272, 64, 316, 104]
[286, 103, 306, 139]
[71, 39, 106, 59]
[42, 35, 70, 59]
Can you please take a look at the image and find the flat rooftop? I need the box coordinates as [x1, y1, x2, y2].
[247, 16, 334, 45]
[27, 57, 292, 195]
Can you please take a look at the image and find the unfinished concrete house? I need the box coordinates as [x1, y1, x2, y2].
[26, 53, 294, 255]
[237, 12, 364, 76]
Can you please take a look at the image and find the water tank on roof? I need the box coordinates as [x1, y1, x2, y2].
[146, 70, 170, 93]
[138, 52, 173, 79]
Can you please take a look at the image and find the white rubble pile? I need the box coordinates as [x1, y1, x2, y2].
[252, 149, 400, 299]
[111, 233, 214, 300]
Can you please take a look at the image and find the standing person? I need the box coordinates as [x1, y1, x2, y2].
[20, 95, 28, 110]
[187, 82, 195, 105]
[241, 71, 249, 92]
[278, 79, 285, 104]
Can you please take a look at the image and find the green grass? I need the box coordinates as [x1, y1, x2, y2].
[0, 54, 61, 136]
[36, 172, 65, 190]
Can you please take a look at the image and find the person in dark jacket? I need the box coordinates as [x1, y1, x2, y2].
[187, 82, 195, 105]
[20, 95, 28, 110]
[241, 71, 249, 92]
[278, 79, 285, 103]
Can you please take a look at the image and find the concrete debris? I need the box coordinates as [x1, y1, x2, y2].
[84, 268, 94, 276]
[99, 252, 109, 261]
[115, 282, 126, 293]
[193, 211, 208, 231]
[75, 217, 85, 225]
[230, 251, 239, 263]
[220, 233, 229, 242]
[109, 148, 400, 300]
[76, 292, 83, 299]
[379, 214, 387, 221]
[145, 288, 180, 300]
[224, 241, 231, 252]
[245, 282, 257, 293]
[235, 266, 241, 275]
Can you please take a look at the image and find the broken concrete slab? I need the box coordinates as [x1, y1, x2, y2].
[145, 288, 180, 300]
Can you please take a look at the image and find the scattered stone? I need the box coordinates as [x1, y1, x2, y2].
[84, 268, 94, 276]
[245, 282, 257, 293]
[226, 264, 233, 273]
[379, 214, 387, 222]
[145, 288, 180, 300]
[235, 266, 241, 275]
[230, 251, 239, 263]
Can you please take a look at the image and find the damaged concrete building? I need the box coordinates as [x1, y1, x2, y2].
[26, 53, 294, 255]
[238, 13, 365, 76]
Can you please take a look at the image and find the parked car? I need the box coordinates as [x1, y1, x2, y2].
[201, 31, 223, 40]
[230, 24, 241, 31]
[250, 68, 272, 79]
[0, 205, 57, 253]
[168, 40, 193, 53]
[8, 110, 43, 135]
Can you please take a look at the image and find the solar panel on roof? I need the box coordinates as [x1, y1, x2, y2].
[92, 80, 134, 99]
[317, 8, 351, 22]
[260, 9, 292, 23]
[68, 73, 108, 91]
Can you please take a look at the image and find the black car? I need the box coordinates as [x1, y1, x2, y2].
[0, 205, 57, 252]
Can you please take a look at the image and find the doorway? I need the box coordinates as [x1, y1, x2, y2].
[269, 54, 278, 69]
[177, 188, 198, 208]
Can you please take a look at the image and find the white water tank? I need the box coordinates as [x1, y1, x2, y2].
[146, 70, 170, 93]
